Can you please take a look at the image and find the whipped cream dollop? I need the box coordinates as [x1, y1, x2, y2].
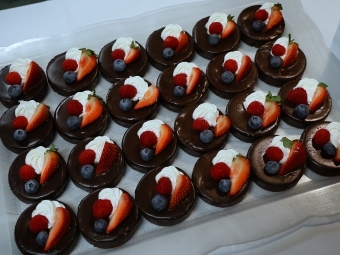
[137, 119, 164, 139]
[223, 51, 243, 74]
[25, 146, 47, 174]
[73, 90, 93, 114]
[9, 58, 31, 84]
[257, 2, 274, 24]
[212, 149, 238, 167]
[294, 78, 318, 104]
[15, 100, 39, 120]
[270, 37, 288, 59]
[155, 166, 183, 192]
[243, 91, 266, 110]
[161, 24, 183, 40]
[192, 103, 219, 127]
[173, 62, 197, 84]
[268, 136, 290, 163]
[32, 200, 65, 229]
[325, 122, 340, 148]
[124, 76, 148, 101]
[112, 37, 139, 56]
[205, 13, 228, 34]
[85, 136, 113, 163]
[98, 188, 122, 218]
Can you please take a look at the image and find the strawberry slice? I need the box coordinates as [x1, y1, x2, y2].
[44, 207, 71, 251]
[214, 115, 231, 137]
[334, 147, 340, 164]
[229, 155, 250, 196]
[169, 174, 192, 210]
[40, 145, 59, 184]
[23, 61, 41, 93]
[134, 84, 159, 109]
[77, 48, 97, 81]
[106, 192, 133, 233]
[95, 142, 119, 175]
[155, 123, 173, 156]
[262, 92, 281, 128]
[221, 14, 236, 39]
[25, 103, 49, 132]
[282, 34, 299, 68]
[175, 31, 189, 54]
[309, 83, 328, 113]
[186, 67, 202, 95]
[235, 55, 252, 82]
[279, 139, 306, 175]
[125, 41, 140, 64]
[266, 3, 283, 31]
[81, 95, 104, 128]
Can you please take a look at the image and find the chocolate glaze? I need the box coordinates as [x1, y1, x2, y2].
[157, 65, 209, 112]
[0, 105, 55, 154]
[300, 121, 340, 176]
[0, 65, 48, 108]
[206, 54, 258, 99]
[122, 120, 178, 173]
[237, 5, 285, 47]
[98, 40, 148, 84]
[255, 41, 307, 86]
[135, 166, 196, 226]
[226, 90, 280, 143]
[192, 150, 249, 207]
[77, 188, 140, 248]
[279, 79, 332, 128]
[247, 135, 305, 192]
[106, 78, 159, 127]
[192, 16, 241, 59]
[146, 28, 194, 71]
[174, 104, 230, 157]
[46, 52, 99, 97]
[54, 95, 109, 143]
[67, 137, 125, 192]
[15, 201, 79, 255]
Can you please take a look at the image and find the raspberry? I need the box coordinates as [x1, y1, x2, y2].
[272, 44, 286, 56]
[12, 116, 28, 129]
[5, 71, 22, 85]
[192, 118, 210, 131]
[93, 199, 113, 219]
[173, 73, 187, 86]
[210, 162, 231, 180]
[61, 59, 78, 72]
[254, 9, 269, 22]
[155, 177, 172, 196]
[313, 128, 331, 146]
[118, 84, 137, 99]
[223, 59, 238, 73]
[246, 101, 265, 116]
[29, 215, 49, 233]
[140, 131, 158, 148]
[164, 36, 179, 50]
[111, 49, 125, 60]
[78, 149, 96, 165]
[19, 165, 37, 182]
[208, 22, 223, 35]
[66, 99, 83, 116]
[287, 88, 308, 105]
[265, 146, 284, 162]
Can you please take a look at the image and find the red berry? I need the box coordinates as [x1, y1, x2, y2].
[78, 149, 96, 165]
[12, 116, 28, 129]
[192, 118, 210, 131]
[254, 9, 269, 21]
[111, 49, 125, 60]
[223, 59, 238, 73]
[313, 128, 331, 146]
[61, 59, 78, 72]
[5, 71, 22, 85]
[208, 22, 223, 34]
[140, 131, 158, 148]
[210, 162, 231, 180]
[155, 177, 172, 196]
[272, 44, 286, 56]
[93, 199, 113, 219]
[164, 36, 179, 50]
[19, 164, 37, 182]
[118, 84, 137, 99]
[246, 101, 265, 116]
[29, 215, 48, 233]
[173, 73, 187, 86]
[287, 87, 308, 105]
[265, 146, 284, 162]
[66, 99, 83, 116]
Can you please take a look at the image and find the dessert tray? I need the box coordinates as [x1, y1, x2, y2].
[1, 0, 340, 254]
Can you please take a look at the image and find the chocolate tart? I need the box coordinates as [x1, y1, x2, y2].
[247, 135, 305, 192]
[278, 80, 332, 128]
[77, 188, 140, 248]
[157, 65, 209, 112]
[54, 96, 109, 144]
[135, 166, 196, 226]
[146, 28, 194, 71]
[0, 105, 55, 154]
[300, 121, 340, 176]
[106, 78, 159, 127]
[255, 41, 307, 86]
[15, 201, 79, 255]
[206, 53, 258, 99]
[67, 138, 125, 192]
[192, 16, 241, 59]
[237, 5, 285, 47]
[46, 52, 99, 97]
[174, 104, 230, 157]
[98, 40, 148, 83]
[226, 90, 280, 143]
[0, 64, 48, 108]
[192, 150, 249, 207]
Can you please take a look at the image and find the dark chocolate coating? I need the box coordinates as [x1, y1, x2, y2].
[15, 201, 79, 255]
[135, 166, 196, 226]
[237, 5, 285, 47]
[0, 105, 55, 154]
[206, 53, 258, 99]
[77, 188, 140, 248]
[278, 80, 332, 128]
[67, 137, 125, 192]
[157, 65, 209, 112]
[106, 78, 159, 127]
[46, 52, 99, 97]
[247, 135, 305, 192]
[192, 150, 249, 207]
[226, 90, 280, 143]
[98, 40, 148, 84]
[192, 16, 241, 59]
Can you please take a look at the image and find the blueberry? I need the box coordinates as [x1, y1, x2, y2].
[119, 98, 133, 111]
[248, 116, 262, 130]
[323, 142, 336, 156]
[13, 129, 27, 141]
[8, 84, 23, 99]
[66, 116, 81, 130]
[94, 219, 108, 233]
[218, 179, 231, 193]
[63, 71, 77, 83]
[221, 71, 235, 84]
[270, 56, 283, 68]
[264, 161, 280, 175]
[200, 130, 214, 143]
[140, 148, 154, 161]
[151, 194, 169, 211]
[293, 104, 309, 119]
[24, 179, 39, 194]
[208, 34, 220, 46]
[81, 164, 95, 179]
[163, 47, 174, 59]
[173, 86, 185, 97]
[252, 20, 264, 31]
[113, 59, 126, 72]
[36, 231, 48, 246]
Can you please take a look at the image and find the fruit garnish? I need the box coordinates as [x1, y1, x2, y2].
[229, 155, 250, 196]
[334, 148, 340, 164]
[155, 123, 173, 155]
[25, 103, 49, 132]
[19, 164, 37, 182]
[313, 128, 330, 146]
[209, 22, 223, 35]
[78, 149, 96, 165]
[77, 48, 97, 81]
[262, 92, 281, 128]
[200, 130, 214, 143]
[272, 44, 286, 56]
[40, 144, 59, 184]
[12, 116, 28, 129]
[5, 71, 22, 85]
[287, 87, 307, 105]
[140, 131, 158, 148]
[29, 215, 48, 233]
[235, 55, 252, 82]
[254, 9, 268, 22]
[24, 61, 41, 93]
[279, 138, 306, 175]
[309, 83, 328, 113]
[61, 59, 78, 72]
[155, 177, 172, 196]
[186, 67, 202, 95]
[95, 142, 119, 175]
[111, 49, 125, 60]
[173, 73, 187, 87]
[124, 41, 140, 64]
[210, 162, 231, 180]
[134, 84, 159, 109]
[164, 36, 179, 50]
[175, 31, 189, 53]
[140, 148, 154, 161]
[81, 95, 103, 128]
[246, 101, 265, 116]
[169, 174, 191, 210]
[151, 194, 169, 211]
[265, 146, 284, 162]
[223, 59, 238, 73]
[93, 199, 113, 219]
[266, 3, 283, 31]
[192, 118, 210, 131]
[282, 34, 298, 68]
[118, 84, 137, 99]
[66, 99, 83, 116]
[221, 14, 236, 39]
[214, 115, 231, 137]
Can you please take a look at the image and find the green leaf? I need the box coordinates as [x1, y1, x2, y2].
[266, 91, 281, 104]
[48, 143, 58, 152]
[281, 137, 293, 148]
[319, 82, 328, 88]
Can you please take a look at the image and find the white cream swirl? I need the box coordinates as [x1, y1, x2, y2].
[98, 188, 122, 218]
[155, 166, 183, 193]
[243, 91, 266, 110]
[268, 136, 290, 163]
[9, 58, 31, 84]
[223, 51, 243, 74]
[85, 136, 113, 163]
[25, 146, 47, 174]
[205, 13, 228, 34]
[212, 149, 238, 168]
[124, 76, 149, 101]
[294, 78, 318, 104]
[258, 2, 274, 25]
[112, 37, 139, 56]
[32, 200, 65, 229]
[173, 62, 197, 84]
[161, 24, 182, 40]
[192, 103, 219, 127]
[65, 48, 82, 64]
[325, 122, 340, 148]
[15, 100, 39, 121]
[73, 90, 93, 114]
[270, 37, 288, 59]
[137, 119, 164, 139]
